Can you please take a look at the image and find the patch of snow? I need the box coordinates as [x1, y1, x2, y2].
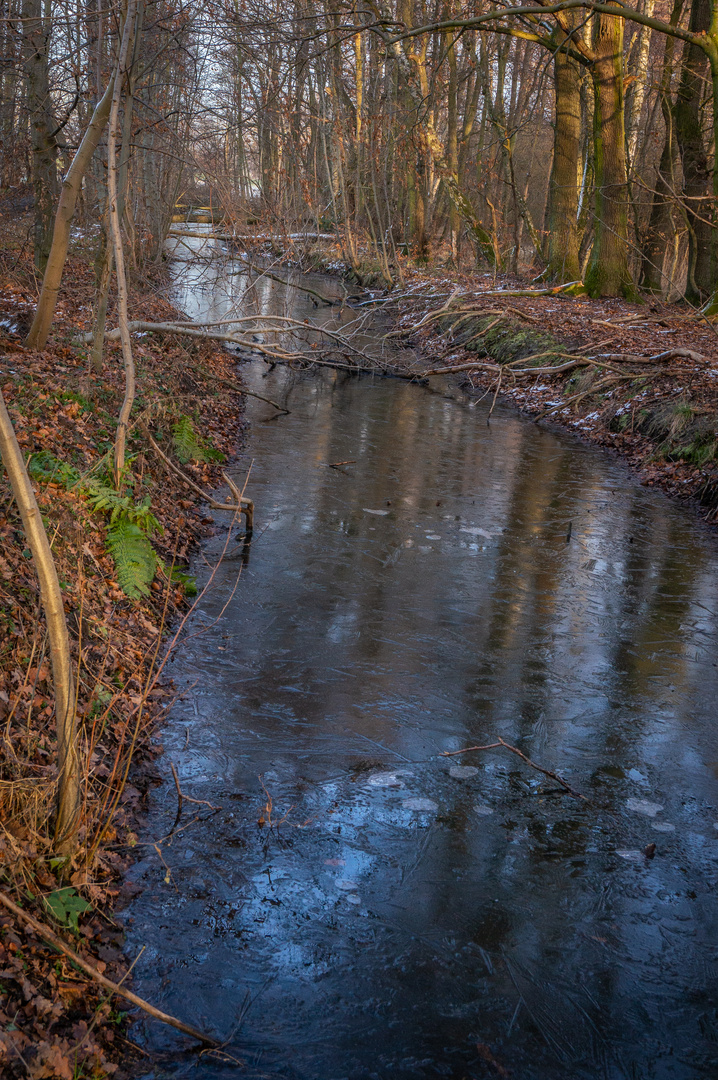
[626, 798, 664, 817]
[460, 526, 494, 539]
[402, 797, 438, 812]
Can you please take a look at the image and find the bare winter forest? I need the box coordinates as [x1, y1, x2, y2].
[2, 1, 718, 1077]
[3, 0, 718, 299]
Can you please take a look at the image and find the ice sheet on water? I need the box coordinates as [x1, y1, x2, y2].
[449, 766, 479, 779]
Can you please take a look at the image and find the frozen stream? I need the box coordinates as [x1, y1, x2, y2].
[126, 232, 718, 1079]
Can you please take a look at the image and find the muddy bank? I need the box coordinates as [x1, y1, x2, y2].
[0, 223, 247, 1077]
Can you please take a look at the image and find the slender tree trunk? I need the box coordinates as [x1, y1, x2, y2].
[109, 0, 139, 486]
[24, 78, 114, 349]
[641, 0, 684, 293]
[696, 32, 718, 314]
[91, 230, 113, 372]
[445, 24, 460, 264]
[626, 0, 657, 171]
[641, 100, 681, 293]
[675, 0, 713, 302]
[585, 9, 634, 298]
[0, 391, 79, 851]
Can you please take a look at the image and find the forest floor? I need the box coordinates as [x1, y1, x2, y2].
[0, 213, 248, 1077]
[348, 263, 718, 528]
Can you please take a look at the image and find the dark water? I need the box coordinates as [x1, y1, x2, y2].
[126, 236, 718, 1079]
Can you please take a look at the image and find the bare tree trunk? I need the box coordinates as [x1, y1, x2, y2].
[626, 0, 657, 171]
[585, 9, 634, 297]
[641, 0, 684, 294]
[0, 391, 78, 851]
[91, 229, 113, 372]
[445, 23, 460, 264]
[22, 0, 58, 271]
[109, 0, 139, 486]
[675, 0, 713, 302]
[546, 23, 582, 281]
[24, 78, 114, 349]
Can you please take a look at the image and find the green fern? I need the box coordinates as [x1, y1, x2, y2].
[172, 415, 224, 464]
[85, 482, 161, 533]
[172, 415, 203, 463]
[105, 513, 157, 600]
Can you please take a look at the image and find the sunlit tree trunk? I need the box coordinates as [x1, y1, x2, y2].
[626, 0, 656, 171]
[25, 78, 114, 349]
[445, 24, 460, 264]
[546, 24, 582, 281]
[0, 391, 79, 852]
[585, 9, 634, 298]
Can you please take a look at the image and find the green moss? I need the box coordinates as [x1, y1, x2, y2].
[635, 400, 717, 465]
[439, 313, 564, 366]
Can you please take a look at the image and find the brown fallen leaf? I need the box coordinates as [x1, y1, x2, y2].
[476, 1042, 510, 1077]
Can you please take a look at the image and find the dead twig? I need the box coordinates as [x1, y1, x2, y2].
[143, 429, 253, 532]
[0, 889, 219, 1046]
[442, 737, 586, 800]
[191, 364, 289, 413]
[170, 761, 221, 812]
[488, 368, 502, 421]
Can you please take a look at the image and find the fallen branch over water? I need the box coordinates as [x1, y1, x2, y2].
[81, 315, 383, 370]
[0, 889, 218, 1046]
[77, 319, 310, 363]
[442, 736, 587, 800]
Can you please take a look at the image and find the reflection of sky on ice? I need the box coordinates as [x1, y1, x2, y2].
[126, 258, 718, 1080]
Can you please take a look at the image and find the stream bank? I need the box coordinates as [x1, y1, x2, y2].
[376, 274, 718, 525]
[0, 219, 249, 1077]
[228, 232, 718, 528]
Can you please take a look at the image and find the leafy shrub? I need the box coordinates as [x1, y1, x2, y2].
[43, 887, 92, 931]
